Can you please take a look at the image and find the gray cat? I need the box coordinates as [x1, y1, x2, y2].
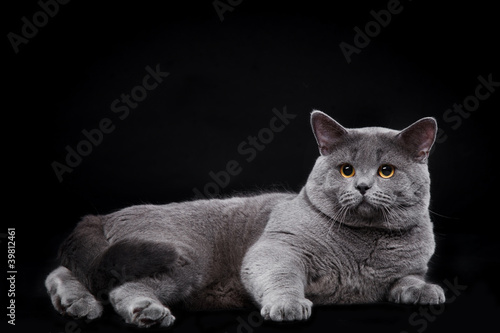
[45, 110, 445, 328]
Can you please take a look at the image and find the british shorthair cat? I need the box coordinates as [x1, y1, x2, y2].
[45, 110, 444, 327]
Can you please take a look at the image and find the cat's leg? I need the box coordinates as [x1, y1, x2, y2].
[388, 275, 445, 304]
[107, 241, 204, 328]
[241, 240, 312, 322]
[45, 266, 103, 320]
[109, 280, 176, 328]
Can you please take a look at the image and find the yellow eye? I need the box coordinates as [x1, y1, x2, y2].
[340, 163, 355, 178]
[378, 164, 395, 178]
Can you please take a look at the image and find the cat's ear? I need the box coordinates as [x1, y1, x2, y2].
[396, 117, 437, 163]
[311, 110, 348, 156]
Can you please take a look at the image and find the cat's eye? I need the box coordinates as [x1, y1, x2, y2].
[340, 163, 355, 178]
[378, 164, 395, 179]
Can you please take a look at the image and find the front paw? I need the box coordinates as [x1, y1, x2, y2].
[261, 298, 313, 322]
[389, 283, 445, 305]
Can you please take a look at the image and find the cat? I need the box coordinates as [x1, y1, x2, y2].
[45, 110, 445, 327]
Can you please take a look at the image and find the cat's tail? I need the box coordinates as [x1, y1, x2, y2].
[58, 214, 178, 296]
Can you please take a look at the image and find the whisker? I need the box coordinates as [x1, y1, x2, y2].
[382, 206, 396, 237]
[428, 209, 459, 220]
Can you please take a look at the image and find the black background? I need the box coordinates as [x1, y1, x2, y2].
[3, 0, 499, 332]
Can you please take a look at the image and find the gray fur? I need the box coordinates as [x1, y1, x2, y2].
[45, 110, 444, 327]
[45, 266, 103, 320]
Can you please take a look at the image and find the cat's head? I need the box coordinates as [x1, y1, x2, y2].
[305, 110, 437, 229]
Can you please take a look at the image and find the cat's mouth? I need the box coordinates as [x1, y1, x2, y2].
[352, 193, 393, 216]
[356, 198, 375, 215]
[337, 190, 396, 219]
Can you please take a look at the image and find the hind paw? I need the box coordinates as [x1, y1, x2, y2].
[60, 295, 104, 320]
[127, 298, 175, 328]
[45, 266, 103, 320]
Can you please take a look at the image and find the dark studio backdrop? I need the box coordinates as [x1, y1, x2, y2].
[3, 1, 499, 332]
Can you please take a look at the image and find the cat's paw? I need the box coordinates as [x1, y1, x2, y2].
[389, 282, 445, 305]
[45, 267, 103, 320]
[128, 298, 175, 328]
[260, 298, 313, 322]
[48, 289, 103, 320]
[61, 295, 104, 320]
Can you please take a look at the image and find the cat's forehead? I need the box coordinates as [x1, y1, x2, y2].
[333, 127, 403, 164]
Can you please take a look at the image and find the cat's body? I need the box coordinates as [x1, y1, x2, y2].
[46, 111, 445, 327]
[96, 192, 293, 310]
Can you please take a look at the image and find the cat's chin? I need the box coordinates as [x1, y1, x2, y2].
[354, 201, 376, 217]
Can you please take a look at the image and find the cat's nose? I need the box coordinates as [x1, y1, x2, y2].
[356, 183, 371, 195]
